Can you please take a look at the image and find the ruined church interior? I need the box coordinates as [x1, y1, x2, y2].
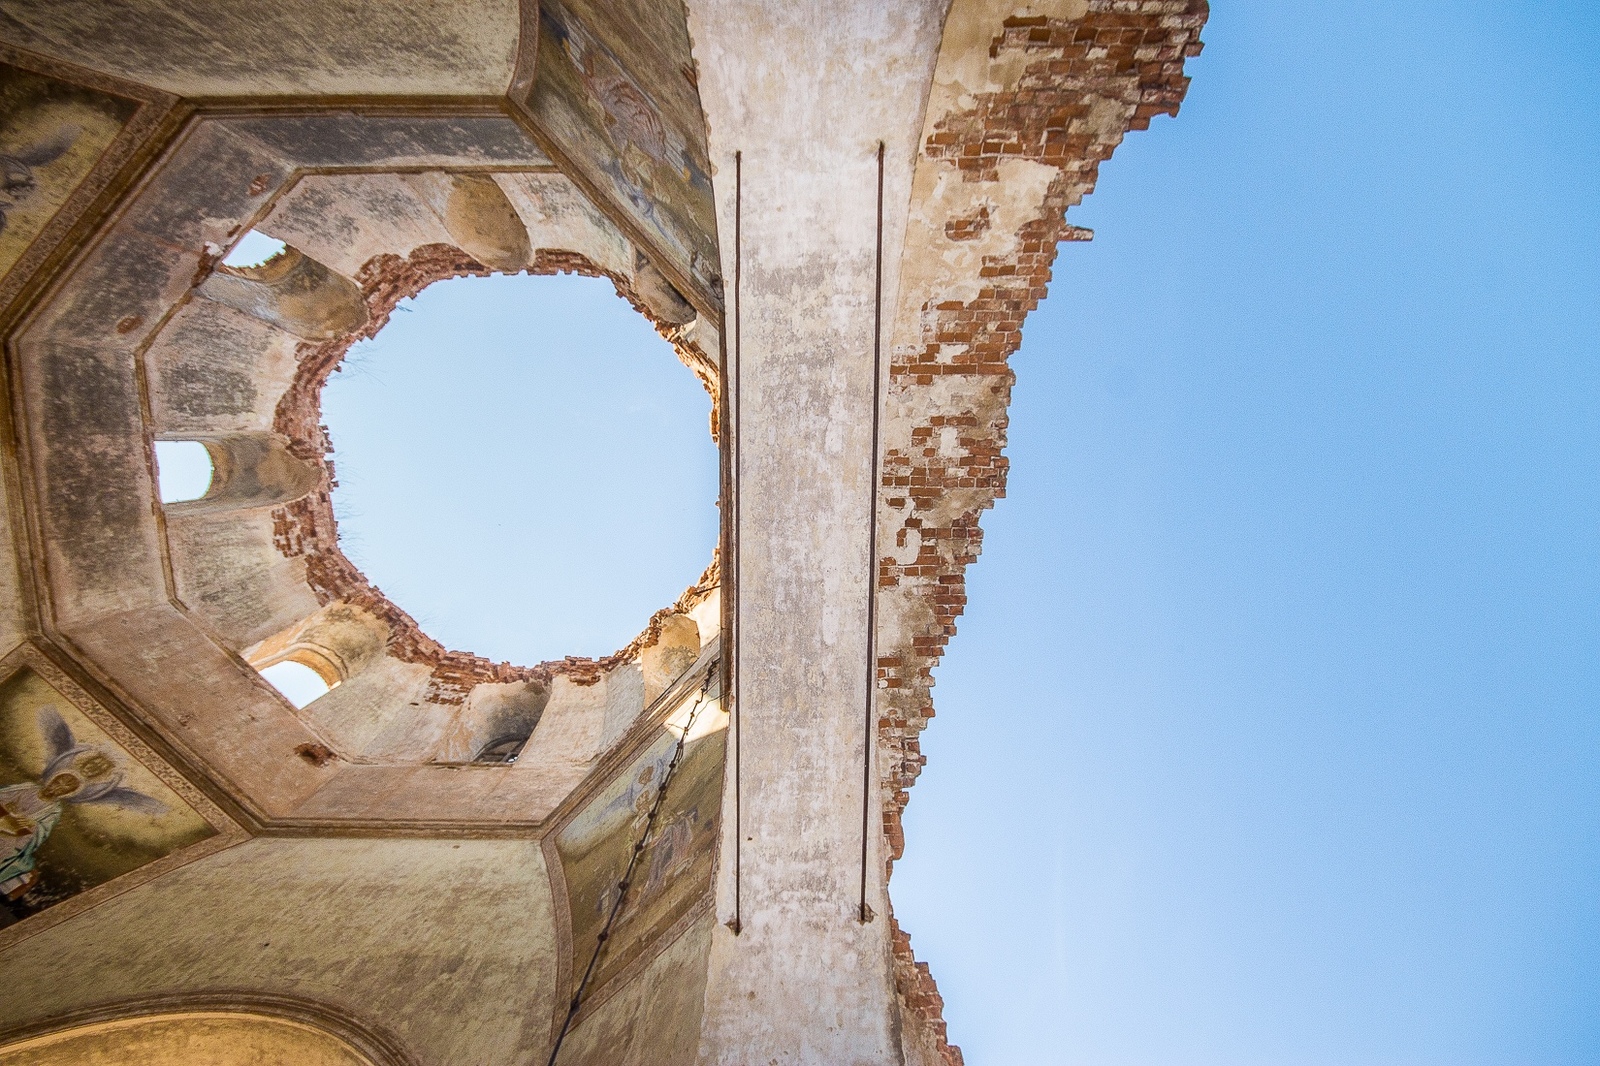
[0, 0, 1206, 1061]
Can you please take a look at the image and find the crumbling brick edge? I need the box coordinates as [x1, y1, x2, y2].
[876, 4, 1208, 1063]
[270, 242, 722, 705]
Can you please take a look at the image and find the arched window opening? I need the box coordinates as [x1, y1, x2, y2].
[223, 228, 288, 268]
[153, 439, 213, 503]
[243, 602, 387, 712]
[259, 659, 334, 709]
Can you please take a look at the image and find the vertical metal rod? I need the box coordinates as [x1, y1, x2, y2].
[730, 149, 744, 935]
[859, 141, 886, 924]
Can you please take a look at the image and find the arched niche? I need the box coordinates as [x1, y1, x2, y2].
[159, 432, 322, 516]
[0, 1009, 395, 1066]
[244, 600, 390, 691]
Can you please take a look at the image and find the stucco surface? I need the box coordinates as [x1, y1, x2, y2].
[686, 0, 948, 1061]
[0, 0, 521, 97]
[0, 837, 558, 1066]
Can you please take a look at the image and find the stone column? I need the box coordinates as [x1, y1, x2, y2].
[686, 1, 950, 1062]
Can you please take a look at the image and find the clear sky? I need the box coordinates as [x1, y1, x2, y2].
[892, 1, 1600, 1063]
[320, 272, 719, 665]
[286, 1, 1598, 1061]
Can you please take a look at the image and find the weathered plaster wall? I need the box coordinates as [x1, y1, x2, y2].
[557, 910, 716, 1066]
[0, 837, 558, 1065]
[685, 0, 948, 1061]
[146, 299, 302, 438]
[678, 0, 1206, 1060]
[526, 0, 722, 314]
[0, 0, 520, 97]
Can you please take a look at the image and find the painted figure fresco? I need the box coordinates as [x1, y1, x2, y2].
[0, 64, 138, 279]
[0, 668, 214, 928]
[555, 712, 725, 998]
[531, 0, 722, 305]
[0, 706, 167, 899]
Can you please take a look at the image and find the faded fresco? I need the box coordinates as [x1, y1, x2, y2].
[531, 0, 721, 308]
[0, 63, 139, 280]
[0, 668, 214, 928]
[556, 714, 725, 998]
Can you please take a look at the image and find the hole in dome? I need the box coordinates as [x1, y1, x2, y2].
[222, 229, 287, 268]
[322, 271, 718, 665]
[259, 659, 334, 709]
[153, 440, 213, 503]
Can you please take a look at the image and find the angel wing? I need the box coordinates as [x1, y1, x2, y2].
[8, 124, 81, 169]
[78, 786, 167, 817]
[36, 705, 75, 763]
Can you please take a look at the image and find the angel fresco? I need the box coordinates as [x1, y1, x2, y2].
[0, 706, 165, 901]
[0, 125, 79, 239]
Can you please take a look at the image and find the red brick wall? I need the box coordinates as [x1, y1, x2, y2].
[878, 3, 1208, 1061]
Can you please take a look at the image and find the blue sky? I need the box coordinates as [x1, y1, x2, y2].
[320, 272, 719, 665]
[893, 1, 1600, 1063]
[166, 0, 1600, 1060]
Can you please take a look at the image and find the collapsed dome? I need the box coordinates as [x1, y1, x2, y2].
[321, 269, 719, 667]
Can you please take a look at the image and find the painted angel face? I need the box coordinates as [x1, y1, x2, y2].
[32, 706, 168, 815]
[39, 772, 81, 801]
[40, 751, 115, 800]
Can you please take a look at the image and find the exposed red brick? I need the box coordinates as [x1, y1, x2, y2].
[943, 203, 991, 241]
[879, 3, 1207, 1061]
[890, 912, 965, 1066]
[270, 242, 722, 703]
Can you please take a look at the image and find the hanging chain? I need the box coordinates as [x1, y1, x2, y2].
[545, 677, 714, 1065]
